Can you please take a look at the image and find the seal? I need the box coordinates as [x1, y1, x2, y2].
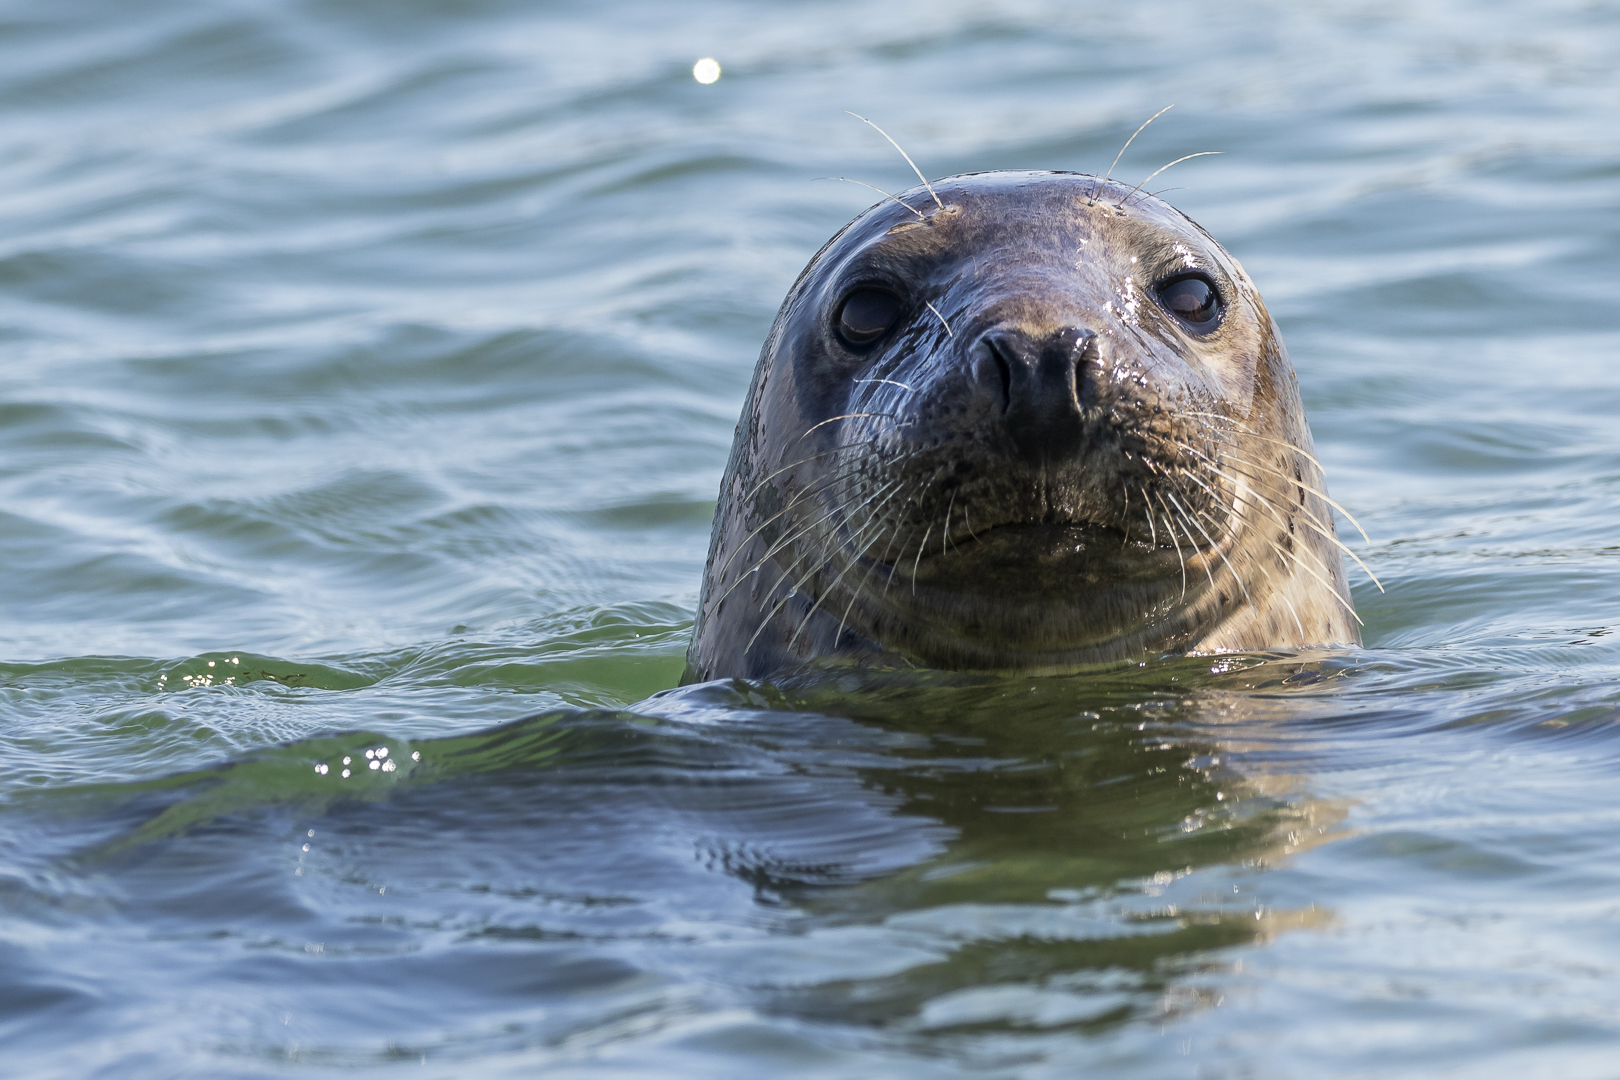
[685, 171, 1361, 682]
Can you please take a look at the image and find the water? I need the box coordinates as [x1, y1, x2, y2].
[4, 0, 1620, 1074]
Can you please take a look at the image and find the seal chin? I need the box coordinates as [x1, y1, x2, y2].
[854, 522, 1214, 663]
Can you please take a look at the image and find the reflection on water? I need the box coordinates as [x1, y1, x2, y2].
[750, 663, 1347, 1036]
[27, 657, 1353, 1067]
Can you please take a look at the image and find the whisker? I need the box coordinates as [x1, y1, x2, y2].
[818, 176, 925, 220]
[744, 560, 818, 656]
[843, 111, 945, 211]
[714, 474, 907, 607]
[1173, 440, 1384, 595]
[910, 523, 933, 594]
[1220, 450, 1374, 547]
[835, 481, 916, 641]
[738, 436, 887, 506]
[1182, 411, 1329, 477]
[720, 455, 894, 577]
[1256, 530, 1363, 626]
[1181, 414, 1375, 547]
[883, 525, 915, 593]
[1172, 479, 1257, 612]
[1121, 482, 1132, 549]
[750, 486, 906, 655]
[854, 377, 915, 392]
[1153, 490, 1189, 599]
[799, 412, 900, 440]
[1179, 479, 1345, 630]
[1099, 104, 1174, 201]
[1163, 490, 1225, 596]
[785, 495, 900, 648]
[924, 300, 954, 338]
[1118, 153, 1223, 209]
[1220, 527, 1308, 637]
[1200, 453, 1383, 591]
[1171, 468, 1314, 633]
[1187, 464, 1363, 626]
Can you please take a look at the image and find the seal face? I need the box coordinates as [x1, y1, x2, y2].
[687, 171, 1359, 682]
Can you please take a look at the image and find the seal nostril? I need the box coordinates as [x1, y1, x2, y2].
[992, 345, 1013, 412]
[1073, 332, 1100, 409]
[973, 333, 1018, 411]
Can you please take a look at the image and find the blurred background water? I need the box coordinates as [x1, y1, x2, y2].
[4, 0, 1620, 1075]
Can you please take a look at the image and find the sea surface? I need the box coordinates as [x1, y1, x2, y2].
[4, 0, 1620, 1076]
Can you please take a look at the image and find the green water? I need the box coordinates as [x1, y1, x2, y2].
[5, 0, 1620, 1075]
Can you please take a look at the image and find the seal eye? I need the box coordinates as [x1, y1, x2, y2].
[836, 288, 903, 348]
[1157, 274, 1222, 332]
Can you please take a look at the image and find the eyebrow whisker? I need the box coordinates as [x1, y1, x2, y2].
[818, 177, 926, 221]
[1098, 104, 1174, 200]
[843, 111, 945, 211]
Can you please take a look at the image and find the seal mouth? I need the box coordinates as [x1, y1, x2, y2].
[867, 521, 1195, 596]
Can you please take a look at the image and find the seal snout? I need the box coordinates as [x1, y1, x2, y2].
[973, 325, 1099, 465]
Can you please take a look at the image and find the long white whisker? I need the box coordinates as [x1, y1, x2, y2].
[843, 111, 945, 211]
[1195, 450, 1383, 591]
[1101, 104, 1174, 197]
[1164, 489, 1235, 601]
[1171, 443, 1367, 623]
[1119, 153, 1223, 208]
[1182, 412, 1328, 477]
[910, 523, 933, 594]
[1220, 449, 1374, 547]
[1171, 438, 1383, 592]
[716, 473, 907, 608]
[1154, 490, 1189, 599]
[785, 492, 904, 648]
[800, 412, 899, 440]
[719, 457, 895, 578]
[818, 176, 925, 220]
[737, 437, 888, 506]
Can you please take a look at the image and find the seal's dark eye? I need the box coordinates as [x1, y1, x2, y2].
[1157, 275, 1222, 332]
[836, 289, 903, 347]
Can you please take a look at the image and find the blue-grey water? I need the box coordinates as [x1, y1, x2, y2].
[4, 0, 1620, 1075]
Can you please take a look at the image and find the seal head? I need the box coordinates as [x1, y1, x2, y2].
[687, 171, 1359, 682]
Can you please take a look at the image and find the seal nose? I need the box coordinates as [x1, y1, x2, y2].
[974, 325, 1098, 465]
